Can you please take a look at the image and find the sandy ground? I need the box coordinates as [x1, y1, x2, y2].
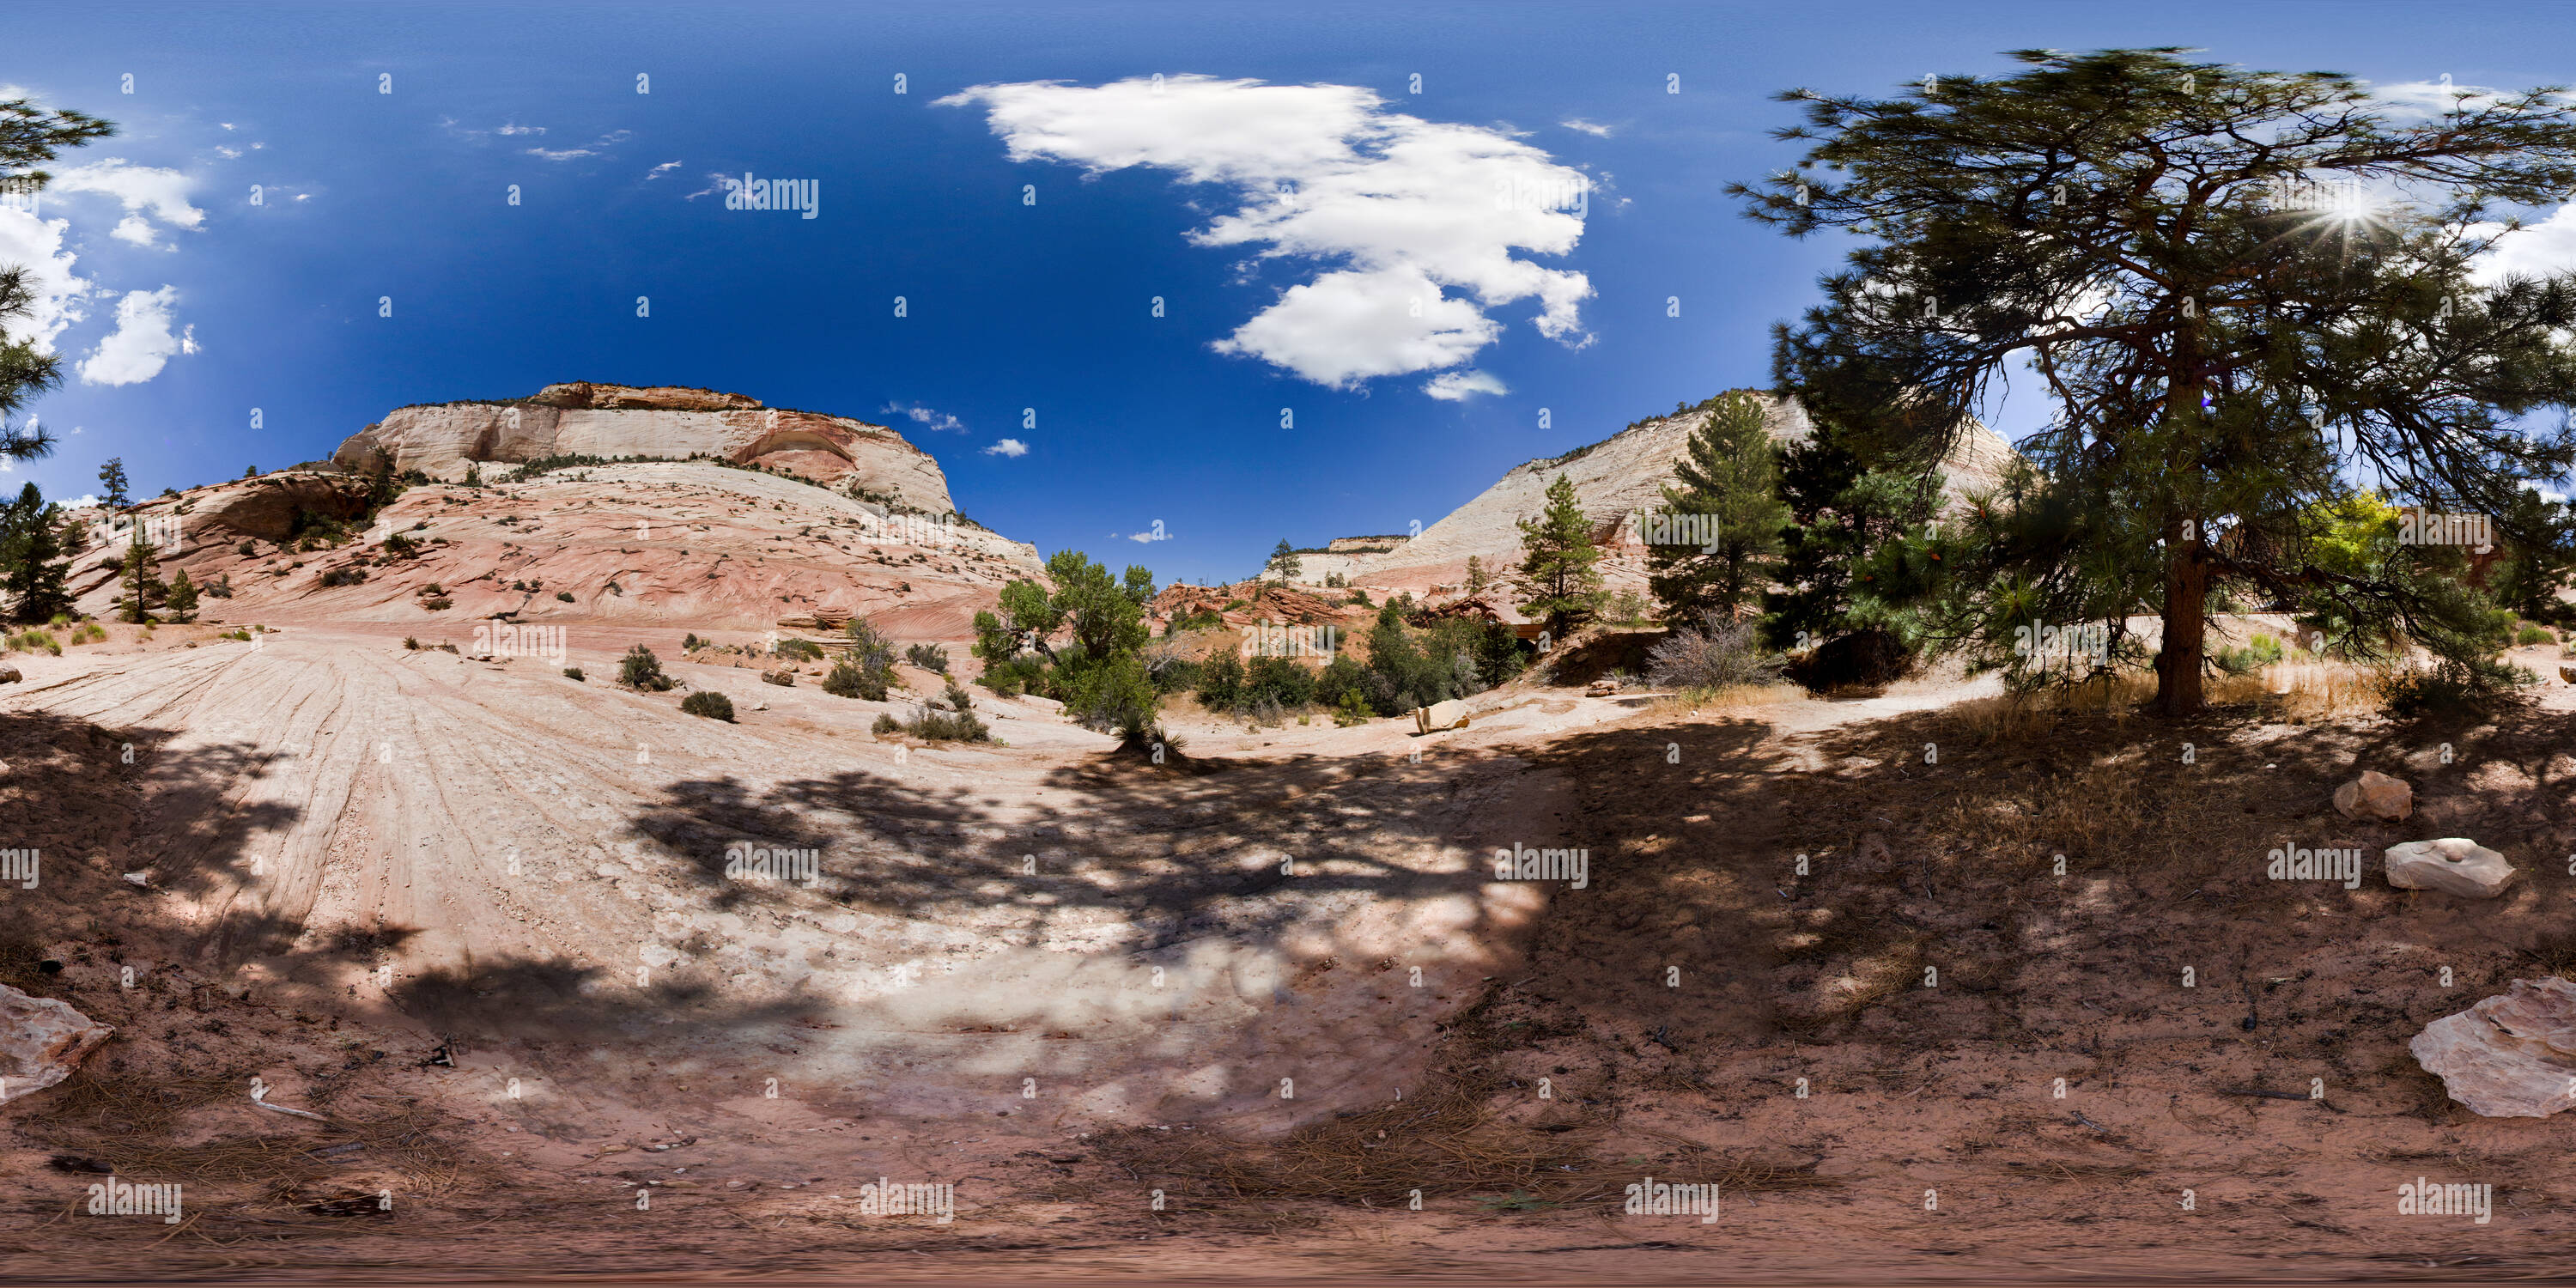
[3, 623, 2575, 1282]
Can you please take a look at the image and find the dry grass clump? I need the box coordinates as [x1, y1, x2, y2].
[1947, 661, 2388, 743]
[1655, 681, 1807, 714]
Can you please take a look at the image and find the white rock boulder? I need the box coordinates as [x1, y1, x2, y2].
[0, 984, 113, 1103]
[1414, 700, 1470, 733]
[2333, 769, 2413, 821]
[2411, 976, 2576, 1116]
[2385, 838, 2515, 897]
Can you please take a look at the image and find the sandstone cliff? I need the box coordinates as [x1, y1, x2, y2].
[332, 383, 956, 513]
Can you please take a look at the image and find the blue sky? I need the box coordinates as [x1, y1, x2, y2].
[6, 0, 2574, 583]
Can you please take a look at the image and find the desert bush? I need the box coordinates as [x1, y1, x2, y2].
[403, 636, 420, 650]
[563, 666, 585, 681]
[619, 645, 675, 691]
[774, 637, 824, 661]
[204, 572, 234, 598]
[319, 566, 368, 587]
[1333, 688, 1372, 726]
[905, 641, 950, 672]
[1194, 649, 1244, 710]
[683, 633, 704, 651]
[381, 532, 419, 558]
[976, 653, 1047, 698]
[679, 690, 735, 721]
[2518, 624, 2556, 646]
[556, 591, 574, 603]
[1240, 654, 1316, 709]
[1649, 612, 1785, 692]
[823, 616, 898, 700]
[2212, 632, 2287, 677]
[872, 713, 902, 734]
[2381, 656, 2531, 719]
[1065, 650, 1157, 734]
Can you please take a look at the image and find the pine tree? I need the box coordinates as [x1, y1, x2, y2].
[165, 567, 198, 623]
[1268, 539, 1302, 582]
[1464, 554, 1487, 598]
[1759, 413, 1945, 684]
[1646, 391, 1789, 622]
[118, 525, 163, 623]
[1514, 473, 1603, 637]
[0, 97, 115, 461]
[0, 482, 71, 623]
[97, 457, 129, 509]
[1741, 49, 2576, 714]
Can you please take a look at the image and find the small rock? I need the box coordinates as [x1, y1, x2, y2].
[0, 984, 115, 1104]
[0, 666, 21, 683]
[2333, 769, 2413, 822]
[2411, 976, 2576, 1116]
[120, 872, 150, 888]
[2385, 837, 2515, 897]
[2561, 665, 2576, 684]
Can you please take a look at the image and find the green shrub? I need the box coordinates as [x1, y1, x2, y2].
[563, 666, 584, 681]
[2517, 624, 2556, 646]
[2381, 656, 2530, 719]
[1241, 654, 1315, 709]
[823, 617, 897, 699]
[556, 591, 574, 603]
[1065, 651, 1158, 735]
[1194, 650, 1244, 710]
[905, 641, 951, 672]
[236, 539, 256, 557]
[1333, 688, 1372, 726]
[403, 636, 420, 650]
[679, 690, 735, 721]
[2213, 632, 2287, 677]
[872, 713, 902, 734]
[319, 566, 368, 587]
[381, 532, 419, 558]
[775, 637, 824, 661]
[619, 645, 674, 691]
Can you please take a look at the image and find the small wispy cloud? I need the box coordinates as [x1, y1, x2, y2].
[524, 131, 631, 163]
[646, 161, 683, 179]
[882, 401, 967, 433]
[983, 438, 1029, 458]
[1127, 525, 1172, 543]
[1424, 369, 1507, 401]
[1559, 118, 1613, 137]
[496, 123, 547, 136]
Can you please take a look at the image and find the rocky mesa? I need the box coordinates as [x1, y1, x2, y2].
[332, 381, 956, 513]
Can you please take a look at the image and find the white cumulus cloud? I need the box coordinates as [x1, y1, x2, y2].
[0, 206, 92, 352]
[49, 160, 204, 246]
[78, 286, 189, 386]
[940, 74, 1594, 389]
[2470, 204, 2576, 286]
[983, 438, 1029, 458]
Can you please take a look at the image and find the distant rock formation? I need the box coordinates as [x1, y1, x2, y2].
[332, 383, 957, 513]
[1295, 393, 2020, 605]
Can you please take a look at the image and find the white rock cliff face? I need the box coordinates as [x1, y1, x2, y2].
[333, 384, 957, 513]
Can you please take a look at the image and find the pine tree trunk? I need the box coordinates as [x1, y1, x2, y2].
[2155, 527, 2208, 716]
